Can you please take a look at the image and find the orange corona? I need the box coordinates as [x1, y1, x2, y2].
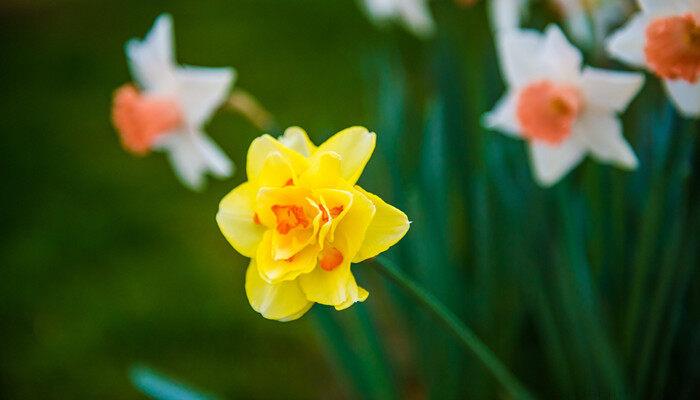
[271, 205, 310, 234]
[319, 247, 344, 271]
[517, 80, 583, 145]
[645, 13, 700, 83]
[111, 84, 183, 154]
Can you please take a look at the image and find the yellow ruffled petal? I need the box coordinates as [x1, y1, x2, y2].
[314, 188, 353, 245]
[299, 151, 348, 190]
[299, 190, 374, 306]
[256, 230, 319, 283]
[247, 134, 309, 183]
[352, 186, 410, 263]
[255, 186, 321, 260]
[334, 274, 369, 311]
[314, 126, 376, 185]
[298, 255, 352, 306]
[246, 259, 313, 321]
[278, 126, 316, 157]
[216, 182, 265, 258]
[256, 151, 297, 188]
[333, 188, 376, 260]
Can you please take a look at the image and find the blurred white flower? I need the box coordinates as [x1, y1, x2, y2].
[112, 14, 236, 190]
[484, 25, 644, 186]
[557, 0, 592, 43]
[490, 0, 629, 47]
[557, 0, 634, 46]
[606, 0, 700, 117]
[490, 0, 528, 32]
[361, 0, 435, 38]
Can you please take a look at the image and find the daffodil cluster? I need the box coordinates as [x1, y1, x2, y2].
[216, 127, 410, 321]
[485, 0, 700, 186]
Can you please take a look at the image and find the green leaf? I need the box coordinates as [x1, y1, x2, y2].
[129, 365, 218, 400]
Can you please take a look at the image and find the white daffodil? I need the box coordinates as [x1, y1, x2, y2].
[111, 14, 235, 190]
[606, 0, 700, 117]
[484, 25, 644, 186]
[360, 0, 435, 38]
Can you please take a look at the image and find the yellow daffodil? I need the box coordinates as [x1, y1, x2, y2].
[216, 126, 410, 321]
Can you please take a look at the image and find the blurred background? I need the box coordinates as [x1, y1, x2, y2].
[0, 0, 403, 398]
[2, 0, 699, 399]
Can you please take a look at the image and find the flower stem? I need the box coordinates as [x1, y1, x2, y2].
[373, 256, 537, 400]
[226, 88, 278, 133]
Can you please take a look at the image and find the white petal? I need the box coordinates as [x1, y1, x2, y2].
[591, 2, 626, 41]
[605, 14, 649, 68]
[191, 131, 234, 178]
[483, 91, 521, 137]
[540, 25, 583, 81]
[497, 29, 546, 87]
[157, 132, 207, 190]
[397, 0, 435, 38]
[489, 0, 526, 32]
[575, 111, 638, 169]
[639, 0, 688, 14]
[362, 0, 398, 20]
[175, 66, 236, 127]
[664, 79, 700, 118]
[559, 0, 593, 45]
[528, 138, 586, 187]
[581, 67, 645, 112]
[125, 14, 177, 92]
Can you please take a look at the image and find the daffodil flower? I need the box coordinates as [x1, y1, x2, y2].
[484, 25, 644, 186]
[606, 0, 700, 117]
[361, 0, 435, 38]
[216, 127, 410, 321]
[111, 14, 236, 190]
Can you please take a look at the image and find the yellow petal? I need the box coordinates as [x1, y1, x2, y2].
[333, 188, 376, 260]
[256, 151, 296, 188]
[314, 188, 354, 245]
[299, 151, 348, 190]
[246, 259, 313, 321]
[298, 204, 372, 307]
[256, 230, 319, 283]
[334, 274, 369, 311]
[255, 187, 321, 259]
[298, 254, 351, 306]
[352, 186, 410, 263]
[278, 126, 316, 157]
[216, 182, 265, 258]
[247, 134, 309, 182]
[314, 126, 376, 185]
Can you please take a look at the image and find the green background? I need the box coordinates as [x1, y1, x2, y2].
[2, 1, 700, 399]
[0, 0, 400, 398]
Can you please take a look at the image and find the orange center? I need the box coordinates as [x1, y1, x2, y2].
[321, 205, 344, 223]
[271, 204, 310, 234]
[645, 13, 700, 83]
[319, 247, 343, 271]
[111, 84, 183, 154]
[516, 80, 582, 145]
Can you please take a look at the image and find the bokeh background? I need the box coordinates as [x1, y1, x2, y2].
[2, 1, 700, 399]
[0, 1, 404, 398]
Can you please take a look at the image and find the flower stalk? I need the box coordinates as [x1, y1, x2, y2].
[226, 88, 278, 133]
[373, 256, 537, 400]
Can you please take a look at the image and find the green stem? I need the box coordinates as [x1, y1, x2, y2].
[373, 256, 537, 400]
